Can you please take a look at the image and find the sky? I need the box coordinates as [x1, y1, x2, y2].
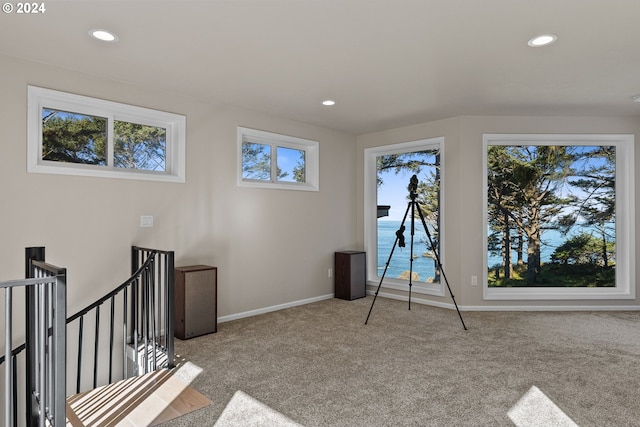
[378, 167, 427, 221]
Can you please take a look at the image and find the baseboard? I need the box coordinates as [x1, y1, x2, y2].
[372, 290, 456, 310]
[218, 291, 640, 325]
[218, 294, 334, 323]
[370, 290, 640, 311]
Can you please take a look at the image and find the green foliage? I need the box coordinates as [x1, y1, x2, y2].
[376, 150, 439, 187]
[114, 121, 166, 171]
[42, 109, 167, 171]
[292, 162, 305, 182]
[551, 233, 614, 265]
[242, 142, 271, 180]
[243, 143, 305, 182]
[488, 262, 614, 288]
[42, 109, 107, 165]
[486, 144, 616, 286]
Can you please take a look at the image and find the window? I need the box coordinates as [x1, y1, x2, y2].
[483, 134, 635, 300]
[28, 86, 186, 182]
[364, 137, 445, 296]
[238, 127, 319, 191]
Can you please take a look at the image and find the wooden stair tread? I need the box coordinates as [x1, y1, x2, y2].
[66, 369, 211, 426]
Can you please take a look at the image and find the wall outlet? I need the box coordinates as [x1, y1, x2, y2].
[140, 215, 154, 228]
[328, 268, 333, 278]
[471, 275, 478, 286]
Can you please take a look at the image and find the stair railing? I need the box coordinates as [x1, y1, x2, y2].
[0, 248, 67, 427]
[65, 245, 175, 394]
[1, 245, 174, 426]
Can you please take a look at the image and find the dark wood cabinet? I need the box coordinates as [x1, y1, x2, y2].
[174, 265, 217, 339]
[335, 251, 366, 300]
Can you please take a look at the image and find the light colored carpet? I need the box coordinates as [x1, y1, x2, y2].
[508, 385, 579, 427]
[162, 297, 640, 426]
[214, 390, 303, 427]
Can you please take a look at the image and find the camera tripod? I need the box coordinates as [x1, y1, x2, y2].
[365, 175, 467, 330]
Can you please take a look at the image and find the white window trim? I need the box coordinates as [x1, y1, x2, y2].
[237, 127, 319, 191]
[364, 137, 445, 297]
[482, 133, 635, 300]
[27, 86, 186, 183]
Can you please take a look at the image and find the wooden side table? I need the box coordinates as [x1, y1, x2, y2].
[174, 265, 217, 339]
[334, 251, 366, 300]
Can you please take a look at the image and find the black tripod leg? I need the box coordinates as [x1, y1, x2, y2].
[415, 203, 468, 330]
[365, 201, 412, 325]
[408, 201, 415, 311]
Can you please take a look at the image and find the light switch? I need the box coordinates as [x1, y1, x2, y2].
[140, 215, 154, 227]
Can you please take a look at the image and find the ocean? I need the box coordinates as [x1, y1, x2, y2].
[377, 220, 437, 281]
[376, 220, 609, 278]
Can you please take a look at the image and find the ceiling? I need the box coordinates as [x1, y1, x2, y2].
[1, 0, 640, 135]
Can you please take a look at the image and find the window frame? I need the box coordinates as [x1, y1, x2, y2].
[364, 137, 445, 297]
[482, 133, 635, 300]
[237, 127, 319, 191]
[27, 85, 186, 182]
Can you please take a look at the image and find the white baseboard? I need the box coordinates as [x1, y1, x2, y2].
[218, 294, 334, 323]
[217, 291, 640, 325]
[369, 290, 640, 311]
[371, 290, 455, 310]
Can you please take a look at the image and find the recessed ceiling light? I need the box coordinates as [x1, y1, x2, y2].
[528, 34, 557, 47]
[89, 29, 119, 42]
[322, 100, 336, 106]
[633, 95, 640, 103]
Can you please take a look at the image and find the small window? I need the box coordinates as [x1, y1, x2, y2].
[28, 86, 186, 182]
[238, 127, 319, 191]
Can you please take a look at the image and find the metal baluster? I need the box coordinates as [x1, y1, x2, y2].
[47, 281, 53, 424]
[77, 316, 84, 394]
[150, 255, 157, 370]
[133, 277, 139, 376]
[166, 251, 175, 369]
[12, 354, 17, 427]
[34, 278, 41, 410]
[38, 282, 46, 427]
[143, 265, 149, 373]
[93, 306, 100, 388]
[5, 287, 13, 427]
[109, 296, 115, 383]
[123, 287, 128, 378]
[52, 272, 66, 427]
[161, 253, 166, 340]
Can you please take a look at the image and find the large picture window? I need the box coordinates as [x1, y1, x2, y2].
[28, 86, 186, 182]
[364, 137, 444, 296]
[483, 134, 635, 300]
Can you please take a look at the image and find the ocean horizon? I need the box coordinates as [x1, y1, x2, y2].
[377, 220, 437, 282]
[377, 220, 610, 278]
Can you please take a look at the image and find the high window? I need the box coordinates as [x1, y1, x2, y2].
[28, 86, 186, 182]
[364, 137, 444, 296]
[483, 134, 635, 300]
[238, 127, 319, 191]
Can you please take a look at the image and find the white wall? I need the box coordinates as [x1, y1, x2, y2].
[4, 50, 637, 316]
[357, 115, 640, 309]
[0, 54, 358, 319]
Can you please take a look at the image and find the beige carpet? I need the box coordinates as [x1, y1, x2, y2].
[508, 385, 579, 427]
[162, 297, 640, 426]
[213, 390, 302, 427]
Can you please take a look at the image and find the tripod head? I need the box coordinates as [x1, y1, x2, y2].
[407, 174, 419, 199]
